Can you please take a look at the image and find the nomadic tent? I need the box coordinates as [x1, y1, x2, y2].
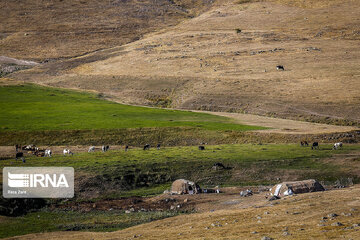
[270, 179, 325, 197]
[170, 179, 201, 195]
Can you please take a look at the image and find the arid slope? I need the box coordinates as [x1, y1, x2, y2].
[0, 0, 214, 60]
[7, 0, 360, 124]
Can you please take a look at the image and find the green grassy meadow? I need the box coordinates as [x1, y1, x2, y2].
[0, 84, 265, 132]
[1, 144, 359, 198]
[0, 84, 268, 145]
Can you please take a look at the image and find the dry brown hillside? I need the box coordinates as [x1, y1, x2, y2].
[0, 0, 214, 60]
[6, 0, 360, 124]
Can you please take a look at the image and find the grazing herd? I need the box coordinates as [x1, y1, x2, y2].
[300, 141, 343, 150]
[13, 141, 345, 162]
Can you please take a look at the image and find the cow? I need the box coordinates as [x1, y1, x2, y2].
[125, 145, 129, 151]
[88, 146, 95, 152]
[311, 142, 319, 150]
[157, 144, 161, 150]
[143, 144, 150, 150]
[198, 146, 205, 150]
[15, 152, 24, 161]
[300, 141, 309, 147]
[277, 65, 285, 71]
[44, 149, 52, 157]
[102, 145, 110, 152]
[63, 149, 73, 156]
[333, 142, 343, 150]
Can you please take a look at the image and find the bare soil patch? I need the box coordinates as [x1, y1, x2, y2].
[197, 110, 359, 134]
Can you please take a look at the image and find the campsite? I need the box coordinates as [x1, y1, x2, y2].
[1, 0, 360, 239]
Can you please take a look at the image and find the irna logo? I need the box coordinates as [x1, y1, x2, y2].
[3, 167, 74, 198]
[8, 172, 69, 188]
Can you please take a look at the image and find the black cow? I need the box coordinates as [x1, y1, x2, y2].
[143, 144, 150, 150]
[157, 144, 161, 150]
[276, 65, 285, 71]
[311, 142, 319, 150]
[198, 146, 205, 150]
[125, 145, 129, 151]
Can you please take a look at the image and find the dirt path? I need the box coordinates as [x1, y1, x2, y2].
[195, 110, 359, 134]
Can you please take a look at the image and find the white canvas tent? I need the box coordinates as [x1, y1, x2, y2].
[170, 179, 201, 195]
[270, 179, 325, 197]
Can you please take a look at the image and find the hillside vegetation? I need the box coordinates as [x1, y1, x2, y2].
[1, 144, 359, 200]
[0, 84, 267, 145]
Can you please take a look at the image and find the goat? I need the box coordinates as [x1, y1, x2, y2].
[276, 65, 284, 71]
